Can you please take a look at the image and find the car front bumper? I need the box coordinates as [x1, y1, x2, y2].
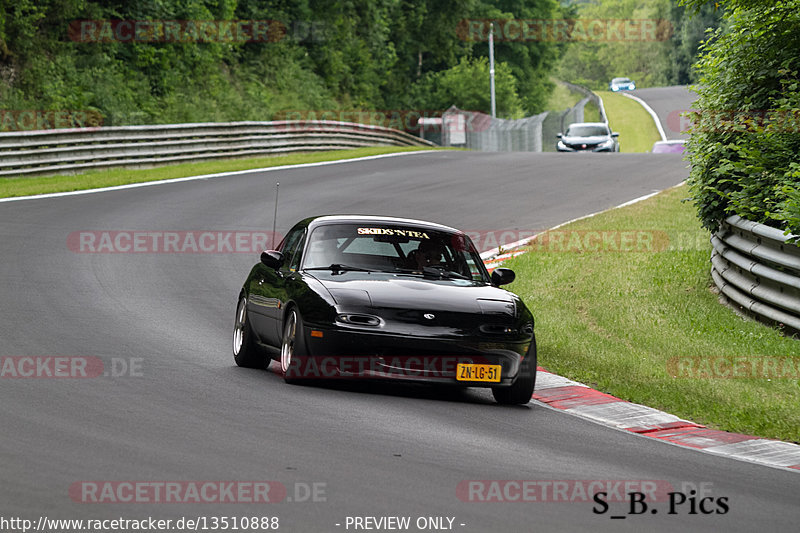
[293, 326, 533, 387]
[557, 145, 616, 152]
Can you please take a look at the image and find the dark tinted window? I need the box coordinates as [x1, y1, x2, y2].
[280, 227, 306, 272]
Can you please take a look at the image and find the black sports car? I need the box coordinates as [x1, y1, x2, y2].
[232, 215, 537, 404]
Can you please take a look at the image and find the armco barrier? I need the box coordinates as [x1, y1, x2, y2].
[0, 121, 435, 177]
[558, 81, 608, 125]
[711, 215, 800, 331]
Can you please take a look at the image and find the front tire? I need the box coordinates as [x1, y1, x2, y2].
[492, 343, 537, 405]
[233, 295, 264, 368]
[280, 308, 308, 384]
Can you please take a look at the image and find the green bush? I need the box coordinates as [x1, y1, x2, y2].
[686, 0, 800, 239]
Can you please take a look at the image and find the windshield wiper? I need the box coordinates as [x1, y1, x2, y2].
[304, 264, 375, 274]
[392, 266, 471, 280]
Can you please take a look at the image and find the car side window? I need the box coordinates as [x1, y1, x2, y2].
[281, 229, 306, 273]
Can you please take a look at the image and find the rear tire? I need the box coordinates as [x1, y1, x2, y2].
[492, 343, 537, 405]
[233, 295, 264, 369]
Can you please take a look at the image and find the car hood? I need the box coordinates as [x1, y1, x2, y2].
[308, 272, 517, 315]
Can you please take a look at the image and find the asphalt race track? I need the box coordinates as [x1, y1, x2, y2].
[1, 149, 798, 532]
[632, 85, 697, 140]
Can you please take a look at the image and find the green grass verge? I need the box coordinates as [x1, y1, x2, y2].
[0, 146, 440, 199]
[583, 100, 601, 123]
[546, 81, 601, 123]
[546, 81, 586, 111]
[597, 90, 661, 153]
[504, 183, 800, 443]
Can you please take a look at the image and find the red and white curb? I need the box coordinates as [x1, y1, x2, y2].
[532, 368, 800, 473]
[484, 250, 528, 272]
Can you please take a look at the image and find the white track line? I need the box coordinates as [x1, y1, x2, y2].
[621, 92, 668, 141]
[480, 182, 683, 260]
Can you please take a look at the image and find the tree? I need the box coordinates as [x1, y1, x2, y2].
[412, 56, 524, 118]
[685, 0, 800, 237]
[665, 0, 725, 84]
[466, 0, 562, 113]
[555, 0, 679, 90]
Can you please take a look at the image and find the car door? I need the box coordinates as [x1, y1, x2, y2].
[254, 227, 307, 346]
[247, 227, 306, 347]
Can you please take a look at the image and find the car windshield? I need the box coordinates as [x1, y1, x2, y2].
[613, 78, 631, 83]
[302, 223, 489, 282]
[566, 125, 609, 137]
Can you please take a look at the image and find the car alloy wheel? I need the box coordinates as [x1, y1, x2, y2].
[280, 310, 297, 374]
[233, 297, 246, 355]
[280, 308, 307, 384]
[232, 295, 263, 368]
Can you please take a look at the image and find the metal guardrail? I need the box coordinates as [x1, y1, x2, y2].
[0, 121, 434, 177]
[558, 81, 608, 124]
[711, 215, 800, 331]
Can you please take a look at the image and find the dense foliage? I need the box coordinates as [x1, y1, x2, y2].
[685, 0, 800, 237]
[555, 0, 723, 90]
[0, 0, 564, 124]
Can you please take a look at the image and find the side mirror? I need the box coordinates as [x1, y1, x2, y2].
[556, 133, 563, 139]
[611, 132, 620, 137]
[491, 268, 515, 287]
[260, 250, 284, 269]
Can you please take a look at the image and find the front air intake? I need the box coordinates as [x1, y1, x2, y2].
[336, 314, 383, 327]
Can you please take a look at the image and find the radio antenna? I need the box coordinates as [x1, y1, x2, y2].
[271, 182, 279, 249]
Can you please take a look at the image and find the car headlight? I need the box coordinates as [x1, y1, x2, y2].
[599, 139, 615, 148]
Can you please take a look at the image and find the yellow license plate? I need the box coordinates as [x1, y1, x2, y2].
[456, 363, 501, 383]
